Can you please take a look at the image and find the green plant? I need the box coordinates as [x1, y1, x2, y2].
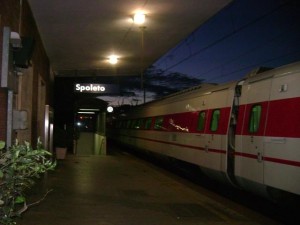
[0, 139, 56, 225]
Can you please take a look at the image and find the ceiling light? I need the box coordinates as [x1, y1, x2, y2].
[133, 12, 146, 24]
[108, 55, 118, 64]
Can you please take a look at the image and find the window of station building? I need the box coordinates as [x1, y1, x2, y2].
[154, 116, 164, 130]
[144, 117, 152, 129]
[249, 105, 262, 133]
[197, 111, 206, 131]
[210, 109, 220, 132]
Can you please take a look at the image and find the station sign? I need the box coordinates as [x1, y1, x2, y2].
[74, 83, 119, 94]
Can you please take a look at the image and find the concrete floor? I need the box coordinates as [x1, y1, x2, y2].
[16, 145, 283, 225]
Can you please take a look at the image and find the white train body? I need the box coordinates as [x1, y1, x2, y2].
[110, 61, 300, 199]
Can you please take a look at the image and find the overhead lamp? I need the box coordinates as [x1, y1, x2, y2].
[108, 55, 118, 64]
[133, 12, 146, 24]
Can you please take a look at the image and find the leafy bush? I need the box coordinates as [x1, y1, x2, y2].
[0, 139, 56, 225]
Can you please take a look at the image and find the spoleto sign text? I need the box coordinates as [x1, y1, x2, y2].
[75, 83, 105, 92]
[74, 83, 119, 94]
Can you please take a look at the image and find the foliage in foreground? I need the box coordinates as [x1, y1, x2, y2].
[0, 139, 56, 225]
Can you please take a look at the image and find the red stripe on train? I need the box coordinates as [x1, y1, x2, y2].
[263, 156, 300, 167]
[127, 135, 226, 154]
[235, 152, 300, 167]
[236, 97, 300, 138]
[265, 97, 300, 137]
[122, 134, 300, 167]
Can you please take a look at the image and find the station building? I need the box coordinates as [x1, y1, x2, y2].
[0, 0, 53, 149]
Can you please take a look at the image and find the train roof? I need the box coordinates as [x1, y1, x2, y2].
[143, 61, 300, 107]
[118, 61, 300, 116]
[243, 61, 300, 84]
[146, 81, 239, 106]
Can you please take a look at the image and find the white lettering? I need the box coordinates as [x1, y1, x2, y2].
[76, 84, 81, 91]
[75, 83, 106, 93]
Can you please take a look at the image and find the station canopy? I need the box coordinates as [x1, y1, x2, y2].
[28, 0, 232, 78]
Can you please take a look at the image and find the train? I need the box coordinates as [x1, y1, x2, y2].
[108, 61, 300, 201]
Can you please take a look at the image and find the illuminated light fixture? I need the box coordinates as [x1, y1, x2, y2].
[133, 12, 146, 24]
[79, 108, 100, 111]
[107, 106, 114, 113]
[108, 55, 118, 64]
[77, 112, 95, 114]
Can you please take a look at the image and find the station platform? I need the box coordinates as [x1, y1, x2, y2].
[17, 144, 283, 225]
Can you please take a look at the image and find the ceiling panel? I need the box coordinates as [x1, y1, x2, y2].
[28, 0, 232, 77]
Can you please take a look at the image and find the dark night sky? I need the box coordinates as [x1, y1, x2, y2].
[153, 0, 300, 84]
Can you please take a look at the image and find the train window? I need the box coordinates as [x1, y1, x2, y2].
[134, 119, 139, 129]
[210, 109, 220, 132]
[133, 119, 143, 129]
[131, 120, 137, 129]
[154, 116, 164, 130]
[126, 120, 131, 129]
[249, 105, 261, 133]
[197, 111, 206, 131]
[144, 118, 152, 129]
[137, 118, 144, 129]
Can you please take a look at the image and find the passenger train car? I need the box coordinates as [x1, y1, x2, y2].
[109, 61, 300, 201]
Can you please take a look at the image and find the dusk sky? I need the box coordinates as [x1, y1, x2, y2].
[153, 0, 300, 84]
[101, 0, 300, 106]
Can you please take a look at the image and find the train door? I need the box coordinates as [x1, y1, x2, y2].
[202, 86, 233, 174]
[235, 76, 272, 193]
[227, 83, 242, 184]
[196, 94, 211, 169]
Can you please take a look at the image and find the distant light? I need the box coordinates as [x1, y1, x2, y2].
[108, 55, 118, 64]
[133, 12, 146, 24]
[107, 106, 114, 113]
[76, 122, 82, 126]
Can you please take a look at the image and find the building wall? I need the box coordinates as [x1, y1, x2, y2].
[0, 89, 8, 141]
[0, 0, 53, 146]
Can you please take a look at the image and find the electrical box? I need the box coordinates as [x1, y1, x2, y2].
[13, 110, 28, 130]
